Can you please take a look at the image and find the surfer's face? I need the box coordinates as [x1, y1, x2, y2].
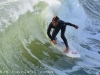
[52, 21, 59, 27]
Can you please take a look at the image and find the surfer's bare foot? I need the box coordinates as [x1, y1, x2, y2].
[64, 47, 69, 53]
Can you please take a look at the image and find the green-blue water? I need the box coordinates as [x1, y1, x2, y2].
[0, 0, 100, 75]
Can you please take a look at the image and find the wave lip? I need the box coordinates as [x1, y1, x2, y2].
[0, 0, 35, 31]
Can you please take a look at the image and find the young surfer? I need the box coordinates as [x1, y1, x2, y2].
[47, 16, 79, 52]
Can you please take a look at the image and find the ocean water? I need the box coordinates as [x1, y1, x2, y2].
[0, 0, 100, 75]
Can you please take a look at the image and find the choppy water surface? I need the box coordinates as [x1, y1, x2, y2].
[0, 0, 100, 75]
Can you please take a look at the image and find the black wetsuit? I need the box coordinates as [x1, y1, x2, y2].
[47, 20, 76, 47]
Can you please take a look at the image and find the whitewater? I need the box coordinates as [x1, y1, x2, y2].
[0, 0, 100, 75]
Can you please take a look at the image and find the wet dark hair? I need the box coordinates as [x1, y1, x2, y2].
[52, 16, 59, 22]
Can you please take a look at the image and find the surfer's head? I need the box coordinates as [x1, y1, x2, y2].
[52, 16, 59, 27]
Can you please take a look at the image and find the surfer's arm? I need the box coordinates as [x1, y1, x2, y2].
[47, 24, 53, 40]
[65, 22, 76, 27]
[65, 22, 79, 29]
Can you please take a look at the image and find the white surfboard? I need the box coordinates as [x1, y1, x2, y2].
[50, 39, 81, 58]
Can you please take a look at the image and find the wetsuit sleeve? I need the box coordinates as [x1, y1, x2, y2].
[65, 22, 76, 27]
[47, 23, 53, 40]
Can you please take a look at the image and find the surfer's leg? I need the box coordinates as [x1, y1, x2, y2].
[52, 29, 60, 40]
[61, 26, 69, 47]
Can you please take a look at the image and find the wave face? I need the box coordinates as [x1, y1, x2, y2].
[0, 0, 100, 75]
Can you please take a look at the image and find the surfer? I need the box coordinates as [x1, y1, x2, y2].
[47, 16, 79, 52]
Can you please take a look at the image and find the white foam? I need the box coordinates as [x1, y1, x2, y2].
[0, 0, 35, 30]
[43, 0, 100, 74]
[0, 0, 100, 74]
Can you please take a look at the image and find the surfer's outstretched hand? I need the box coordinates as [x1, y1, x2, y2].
[74, 25, 79, 29]
[51, 40, 57, 45]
